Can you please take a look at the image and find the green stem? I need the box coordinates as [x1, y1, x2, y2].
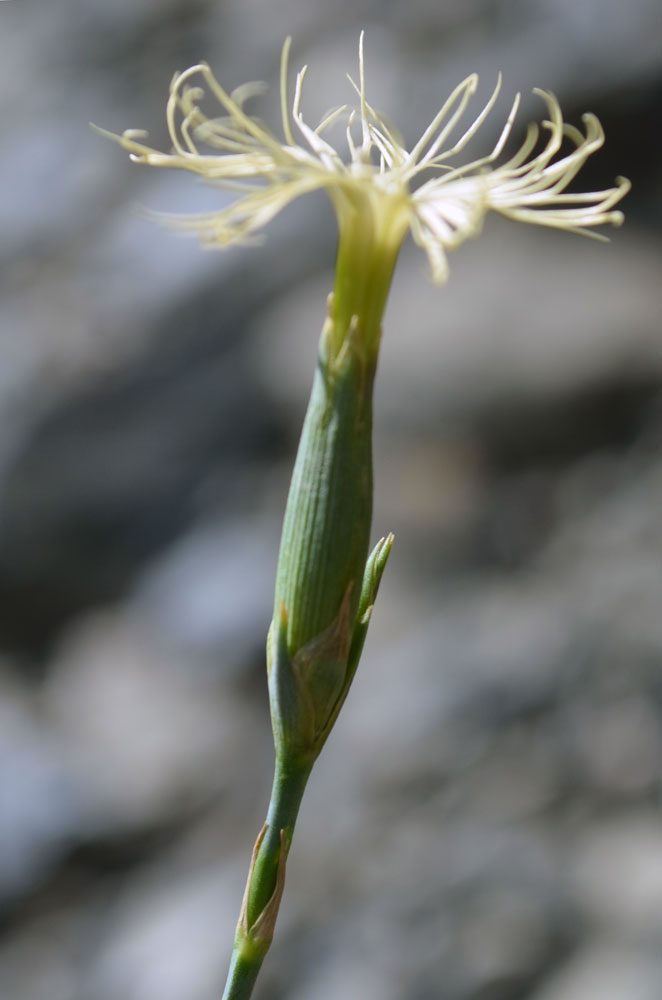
[221, 756, 313, 1000]
[221, 953, 260, 1000]
[247, 756, 313, 927]
[221, 198, 404, 1000]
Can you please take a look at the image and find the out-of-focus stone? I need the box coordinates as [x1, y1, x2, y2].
[0, 669, 88, 904]
[0, 908, 81, 1000]
[571, 816, 662, 936]
[457, 888, 558, 991]
[42, 610, 257, 827]
[531, 944, 662, 1000]
[129, 514, 278, 669]
[288, 958, 398, 1000]
[567, 696, 662, 797]
[90, 862, 239, 1000]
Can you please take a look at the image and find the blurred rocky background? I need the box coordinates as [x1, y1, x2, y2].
[1, 1, 661, 998]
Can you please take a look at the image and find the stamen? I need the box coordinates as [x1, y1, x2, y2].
[166, 69, 205, 156]
[369, 128, 395, 167]
[180, 109, 201, 154]
[194, 63, 285, 156]
[414, 75, 499, 171]
[498, 122, 540, 173]
[292, 67, 343, 169]
[427, 74, 504, 163]
[231, 81, 269, 107]
[358, 30, 370, 153]
[315, 105, 349, 135]
[280, 37, 296, 147]
[405, 74, 478, 167]
[410, 90, 521, 184]
[343, 74, 405, 167]
[345, 109, 359, 161]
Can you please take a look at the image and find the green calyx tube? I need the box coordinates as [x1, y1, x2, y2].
[275, 307, 375, 658]
[270, 191, 404, 762]
[269, 307, 375, 752]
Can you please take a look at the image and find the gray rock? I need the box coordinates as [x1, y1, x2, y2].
[570, 816, 662, 937]
[129, 514, 279, 670]
[42, 609, 260, 828]
[531, 944, 662, 1000]
[0, 670, 88, 904]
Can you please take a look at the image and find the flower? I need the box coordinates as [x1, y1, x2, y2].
[100, 34, 630, 284]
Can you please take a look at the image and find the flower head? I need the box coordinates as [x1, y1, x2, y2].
[101, 34, 629, 284]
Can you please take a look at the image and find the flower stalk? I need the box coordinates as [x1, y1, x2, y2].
[99, 32, 629, 1000]
[223, 213, 397, 996]
[221, 758, 311, 1000]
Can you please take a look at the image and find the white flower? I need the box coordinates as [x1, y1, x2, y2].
[100, 34, 630, 284]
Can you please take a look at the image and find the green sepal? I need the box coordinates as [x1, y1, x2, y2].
[344, 531, 394, 687]
[356, 532, 394, 627]
[268, 586, 356, 758]
[315, 532, 394, 747]
[267, 602, 315, 754]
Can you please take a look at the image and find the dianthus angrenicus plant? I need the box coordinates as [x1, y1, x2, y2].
[100, 34, 629, 1000]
